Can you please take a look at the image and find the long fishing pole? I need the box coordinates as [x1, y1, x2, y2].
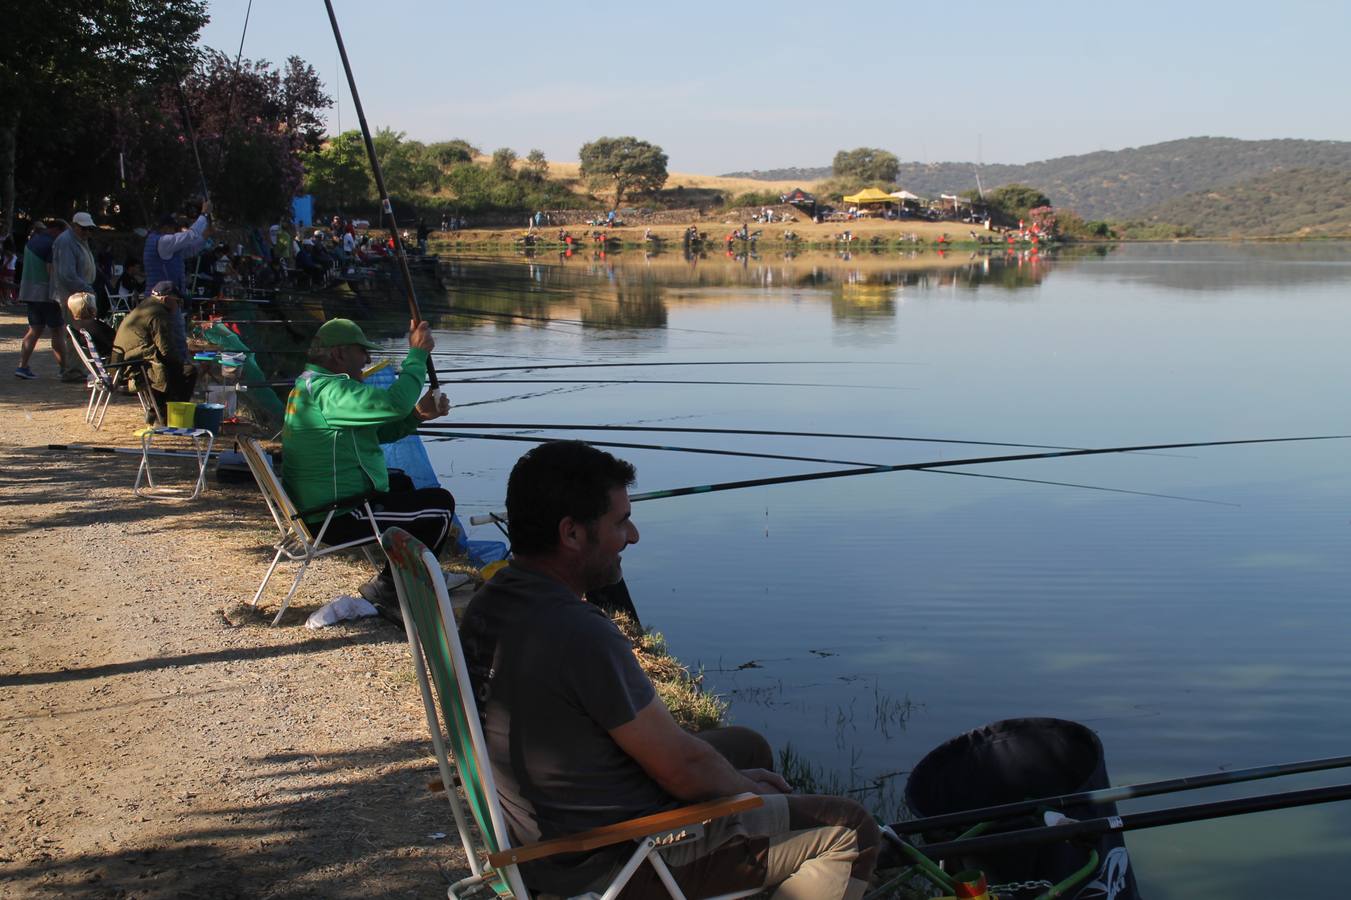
[420, 430, 1229, 505]
[421, 360, 887, 373]
[420, 421, 1080, 451]
[902, 780, 1351, 862]
[443, 377, 893, 389]
[624, 434, 1351, 503]
[322, 0, 440, 391]
[891, 752, 1351, 835]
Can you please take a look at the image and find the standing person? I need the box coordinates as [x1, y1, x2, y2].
[50, 211, 98, 382]
[143, 200, 210, 297]
[416, 218, 431, 253]
[281, 317, 455, 617]
[15, 221, 69, 380]
[110, 281, 198, 422]
[458, 441, 880, 899]
[0, 235, 17, 303]
[144, 200, 210, 361]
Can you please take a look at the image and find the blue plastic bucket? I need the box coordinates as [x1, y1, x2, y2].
[194, 402, 226, 435]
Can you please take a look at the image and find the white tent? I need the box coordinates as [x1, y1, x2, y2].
[890, 190, 921, 201]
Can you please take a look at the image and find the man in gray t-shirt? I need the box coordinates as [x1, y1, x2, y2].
[460, 441, 879, 898]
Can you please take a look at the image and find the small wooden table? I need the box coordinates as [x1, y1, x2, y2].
[134, 427, 216, 500]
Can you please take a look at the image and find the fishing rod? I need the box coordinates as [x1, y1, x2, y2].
[418, 421, 1080, 451]
[420, 359, 886, 373]
[420, 430, 1228, 505]
[624, 434, 1351, 503]
[900, 780, 1351, 862]
[322, 0, 440, 391]
[891, 751, 1351, 835]
[442, 377, 894, 389]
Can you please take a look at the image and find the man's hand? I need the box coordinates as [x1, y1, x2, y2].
[415, 390, 451, 421]
[741, 768, 791, 795]
[409, 320, 435, 353]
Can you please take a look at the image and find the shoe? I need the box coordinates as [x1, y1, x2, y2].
[14, 367, 36, 379]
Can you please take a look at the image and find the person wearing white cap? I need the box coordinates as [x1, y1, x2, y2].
[50, 212, 98, 382]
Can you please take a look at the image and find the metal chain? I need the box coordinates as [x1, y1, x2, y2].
[989, 879, 1055, 896]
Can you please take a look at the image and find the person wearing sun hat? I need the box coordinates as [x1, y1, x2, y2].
[281, 317, 455, 617]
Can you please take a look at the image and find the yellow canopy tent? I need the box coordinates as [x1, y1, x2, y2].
[842, 187, 895, 205]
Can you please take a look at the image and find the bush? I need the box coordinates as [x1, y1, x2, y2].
[727, 190, 783, 208]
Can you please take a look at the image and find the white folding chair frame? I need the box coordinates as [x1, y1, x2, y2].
[239, 438, 383, 625]
[66, 325, 154, 429]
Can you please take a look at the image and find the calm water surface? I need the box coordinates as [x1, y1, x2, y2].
[410, 243, 1351, 897]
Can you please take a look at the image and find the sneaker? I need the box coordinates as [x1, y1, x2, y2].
[14, 367, 36, 379]
[358, 575, 404, 626]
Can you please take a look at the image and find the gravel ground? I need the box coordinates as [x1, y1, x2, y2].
[0, 310, 472, 899]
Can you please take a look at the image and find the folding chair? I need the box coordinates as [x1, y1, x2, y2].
[239, 437, 384, 626]
[65, 325, 155, 430]
[380, 527, 763, 900]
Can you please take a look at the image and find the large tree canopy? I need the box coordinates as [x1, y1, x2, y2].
[578, 137, 668, 208]
[984, 184, 1053, 224]
[1, 0, 209, 233]
[832, 147, 900, 185]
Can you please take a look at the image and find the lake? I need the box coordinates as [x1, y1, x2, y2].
[410, 242, 1351, 898]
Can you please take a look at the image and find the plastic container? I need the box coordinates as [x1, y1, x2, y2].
[205, 385, 238, 417]
[193, 402, 226, 435]
[166, 401, 197, 429]
[905, 718, 1139, 900]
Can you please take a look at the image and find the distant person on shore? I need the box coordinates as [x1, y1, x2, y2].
[67, 291, 114, 359]
[50, 212, 99, 382]
[281, 318, 454, 619]
[111, 281, 198, 422]
[15, 220, 69, 380]
[458, 440, 879, 899]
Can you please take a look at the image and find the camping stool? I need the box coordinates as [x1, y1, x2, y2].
[134, 426, 216, 501]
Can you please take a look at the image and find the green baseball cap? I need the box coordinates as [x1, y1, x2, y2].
[314, 318, 380, 350]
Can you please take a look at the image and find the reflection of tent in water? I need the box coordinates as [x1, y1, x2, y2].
[842, 187, 895, 206]
[832, 281, 897, 321]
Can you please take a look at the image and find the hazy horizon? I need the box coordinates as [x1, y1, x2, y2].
[200, 0, 1351, 175]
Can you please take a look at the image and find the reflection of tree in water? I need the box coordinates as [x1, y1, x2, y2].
[579, 277, 668, 329]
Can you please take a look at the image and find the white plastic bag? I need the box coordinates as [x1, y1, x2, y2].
[305, 595, 379, 629]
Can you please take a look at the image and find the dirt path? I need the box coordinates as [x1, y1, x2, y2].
[0, 311, 471, 898]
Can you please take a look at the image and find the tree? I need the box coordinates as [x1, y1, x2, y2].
[0, 0, 208, 233]
[373, 128, 441, 199]
[523, 149, 549, 181]
[578, 136, 668, 208]
[427, 139, 478, 167]
[303, 131, 373, 214]
[985, 184, 1053, 223]
[832, 147, 899, 185]
[491, 147, 518, 178]
[115, 49, 332, 224]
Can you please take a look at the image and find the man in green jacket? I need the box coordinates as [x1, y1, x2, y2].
[111, 281, 198, 422]
[282, 317, 454, 613]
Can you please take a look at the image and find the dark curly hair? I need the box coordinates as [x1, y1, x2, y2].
[505, 441, 635, 555]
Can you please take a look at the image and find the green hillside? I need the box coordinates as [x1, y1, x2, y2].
[727, 138, 1351, 222]
[1130, 168, 1351, 237]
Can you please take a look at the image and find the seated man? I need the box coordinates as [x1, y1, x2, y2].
[459, 441, 879, 899]
[111, 281, 198, 421]
[66, 291, 114, 359]
[281, 317, 454, 616]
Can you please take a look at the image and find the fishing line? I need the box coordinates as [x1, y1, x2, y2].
[443, 377, 897, 389]
[920, 469, 1237, 506]
[420, 359, 880, 373]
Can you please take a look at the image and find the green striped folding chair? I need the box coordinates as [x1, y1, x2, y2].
[380, 527, 763, 900]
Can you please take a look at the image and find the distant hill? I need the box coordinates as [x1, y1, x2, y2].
[1131, 168, 1351, 237]
[725, 138, 1351, 222]
[720, 166, 831, 183]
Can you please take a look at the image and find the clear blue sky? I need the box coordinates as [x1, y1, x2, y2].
[200, 0, 1351, 174]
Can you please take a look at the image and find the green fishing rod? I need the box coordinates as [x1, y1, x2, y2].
[323, 0, 441, 392]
